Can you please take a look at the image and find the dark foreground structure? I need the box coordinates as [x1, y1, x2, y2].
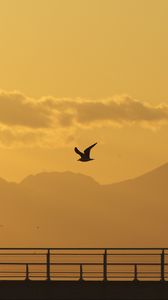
[0, 247, 168, 299]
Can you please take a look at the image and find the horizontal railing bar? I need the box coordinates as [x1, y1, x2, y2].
[50, 253, 164, 256]
[0, 262, 167, 266]
[107, 272, 164, 274]
[1, 271, 167, 274]
[0, 272, 28, 274]
[0, 263, 104, 266]
[0, 271, 167, 275]
[0, 276, 28, 278]
[0, 253, 164, 257]
[0, 253, 47, 255]
[0, 254, 166, 257]
[51, 262, 167, 265]
[0, 262, 46, 264]
[50, 272, 103, 275]
[107, 254, 162, 256]
[0, 248, 167, 250]
[107, 276, 162, 278]
[0, 261, 164, 264]
[47, 272, 82, 274]
[0, 276, 43, 278]
[44, 276, 81, 278]
[108, 262, 165, 265]
[51, 276, 103, 278]
[51, 253, 104, 256]
[0, 271, 166, 274]
[79, 276, 130, 279]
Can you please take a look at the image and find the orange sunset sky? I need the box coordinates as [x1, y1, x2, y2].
[0, 0, 168, 184]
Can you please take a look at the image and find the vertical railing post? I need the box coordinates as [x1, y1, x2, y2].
[161, 249, 165, 282]
[103, 249, 107, 281]
[79, 264, 83, 281]
[134, 264, 138, 282]
[25, 264, 29, 280]
[47, 249, 50, 281]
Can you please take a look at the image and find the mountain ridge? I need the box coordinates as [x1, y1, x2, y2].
[0, 162, 167, 247]
[0, 161, 167, 187]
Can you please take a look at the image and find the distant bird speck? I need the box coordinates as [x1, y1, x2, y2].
[74, 143, 97, 162]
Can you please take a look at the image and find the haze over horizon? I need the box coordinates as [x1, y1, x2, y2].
[0, 161, 167, 247]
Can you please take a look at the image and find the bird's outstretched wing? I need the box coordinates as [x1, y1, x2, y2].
[74, 147, 83, 156]
[84, 142, 97, 158]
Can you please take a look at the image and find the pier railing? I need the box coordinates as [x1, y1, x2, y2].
[0, 248, 167, 281]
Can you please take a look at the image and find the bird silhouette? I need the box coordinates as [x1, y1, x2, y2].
[74, 143, 97, 162]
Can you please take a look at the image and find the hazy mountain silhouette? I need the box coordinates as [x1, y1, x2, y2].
[0, 163, 168, 247]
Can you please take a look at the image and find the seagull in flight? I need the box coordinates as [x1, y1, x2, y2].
[74, 143, 97, 162]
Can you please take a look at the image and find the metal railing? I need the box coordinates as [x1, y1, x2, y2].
[0, 248, 167, 281]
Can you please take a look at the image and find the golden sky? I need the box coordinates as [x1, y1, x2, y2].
[0, 0, 168, 183]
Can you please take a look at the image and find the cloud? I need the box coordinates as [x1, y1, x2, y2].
[0, 91, 51, 128]
[0, 90, 168, 147]
[42, 96, 168, 126]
